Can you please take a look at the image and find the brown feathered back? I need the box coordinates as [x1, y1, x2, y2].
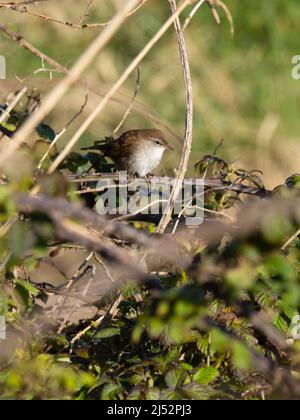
[81, 129, 169, 158]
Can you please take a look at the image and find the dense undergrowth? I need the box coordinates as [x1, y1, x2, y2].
[0, 0, 300, 401]
[0, 119, 300, 399]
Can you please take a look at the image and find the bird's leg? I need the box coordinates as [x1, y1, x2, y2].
[144, 173, 154, 192]
[130, 173, 139, 182]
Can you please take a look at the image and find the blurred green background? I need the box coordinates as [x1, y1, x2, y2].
[0, 0, 299, 186]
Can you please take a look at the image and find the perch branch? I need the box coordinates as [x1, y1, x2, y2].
[65, 173, 272, 198]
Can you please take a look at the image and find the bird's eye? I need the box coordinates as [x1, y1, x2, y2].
[155, 140, 161, 146]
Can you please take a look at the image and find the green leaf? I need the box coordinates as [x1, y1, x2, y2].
[146, 388, 160, 400]
[160, 389, 180, 400]
[272, 314, 289, 335]
[127, 388, 141, 400]
[8, 222, 34, 259]
[148, 318, 165, 338]
[15, 279, 39, 297]
[211, 329, 229, 354]
[193, 367, 219, 385]
[101, 382, 121, 400]
[183, 383, 217, 400]
[232, 341, 252, 371]
[197, 335, 211, 356]
[226, 262, 256, 290]
[36, 124, 56, 142]
[94, 327, 120, 339]
[165, 369, 184, 390]
[129, 374, 144, 386]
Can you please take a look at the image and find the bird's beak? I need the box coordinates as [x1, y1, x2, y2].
[167, 143, 174, 151]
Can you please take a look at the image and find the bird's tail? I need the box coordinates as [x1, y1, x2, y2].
[81, 136, 114, 152]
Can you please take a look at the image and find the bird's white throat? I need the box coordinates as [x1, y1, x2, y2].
[129, 143, 165, 177]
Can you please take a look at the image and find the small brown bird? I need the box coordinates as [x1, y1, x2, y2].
[81, 129, 173, 177]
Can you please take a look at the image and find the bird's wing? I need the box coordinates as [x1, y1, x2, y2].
[81, 137, 120, 157]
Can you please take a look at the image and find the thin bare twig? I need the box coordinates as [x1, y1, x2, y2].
[94, 292, 124, 329]
[112, 67, 140, 136]
[114, 199, 169, 222]
[8, 8, 114, 29]
[206, 0, 235, 36]
[281, 228, 300, 251]
[33, 283, 95, 306]
[171, 189, 233, 234]
[0, 0, 48, 7]
[93, 252, 115, 284]
[78, 0, 94, 25]
[57, 264, 96, 334]
[8, 0, 149, 30]
[0, 87, 27, 124]
[0, 23, 69, 76]
[183, 0, 206, 30]
[70, 291, 123, 344]
[157, 0, 195, 234]
[37, 92, 89, 170]
[53, 251, 94, 320]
